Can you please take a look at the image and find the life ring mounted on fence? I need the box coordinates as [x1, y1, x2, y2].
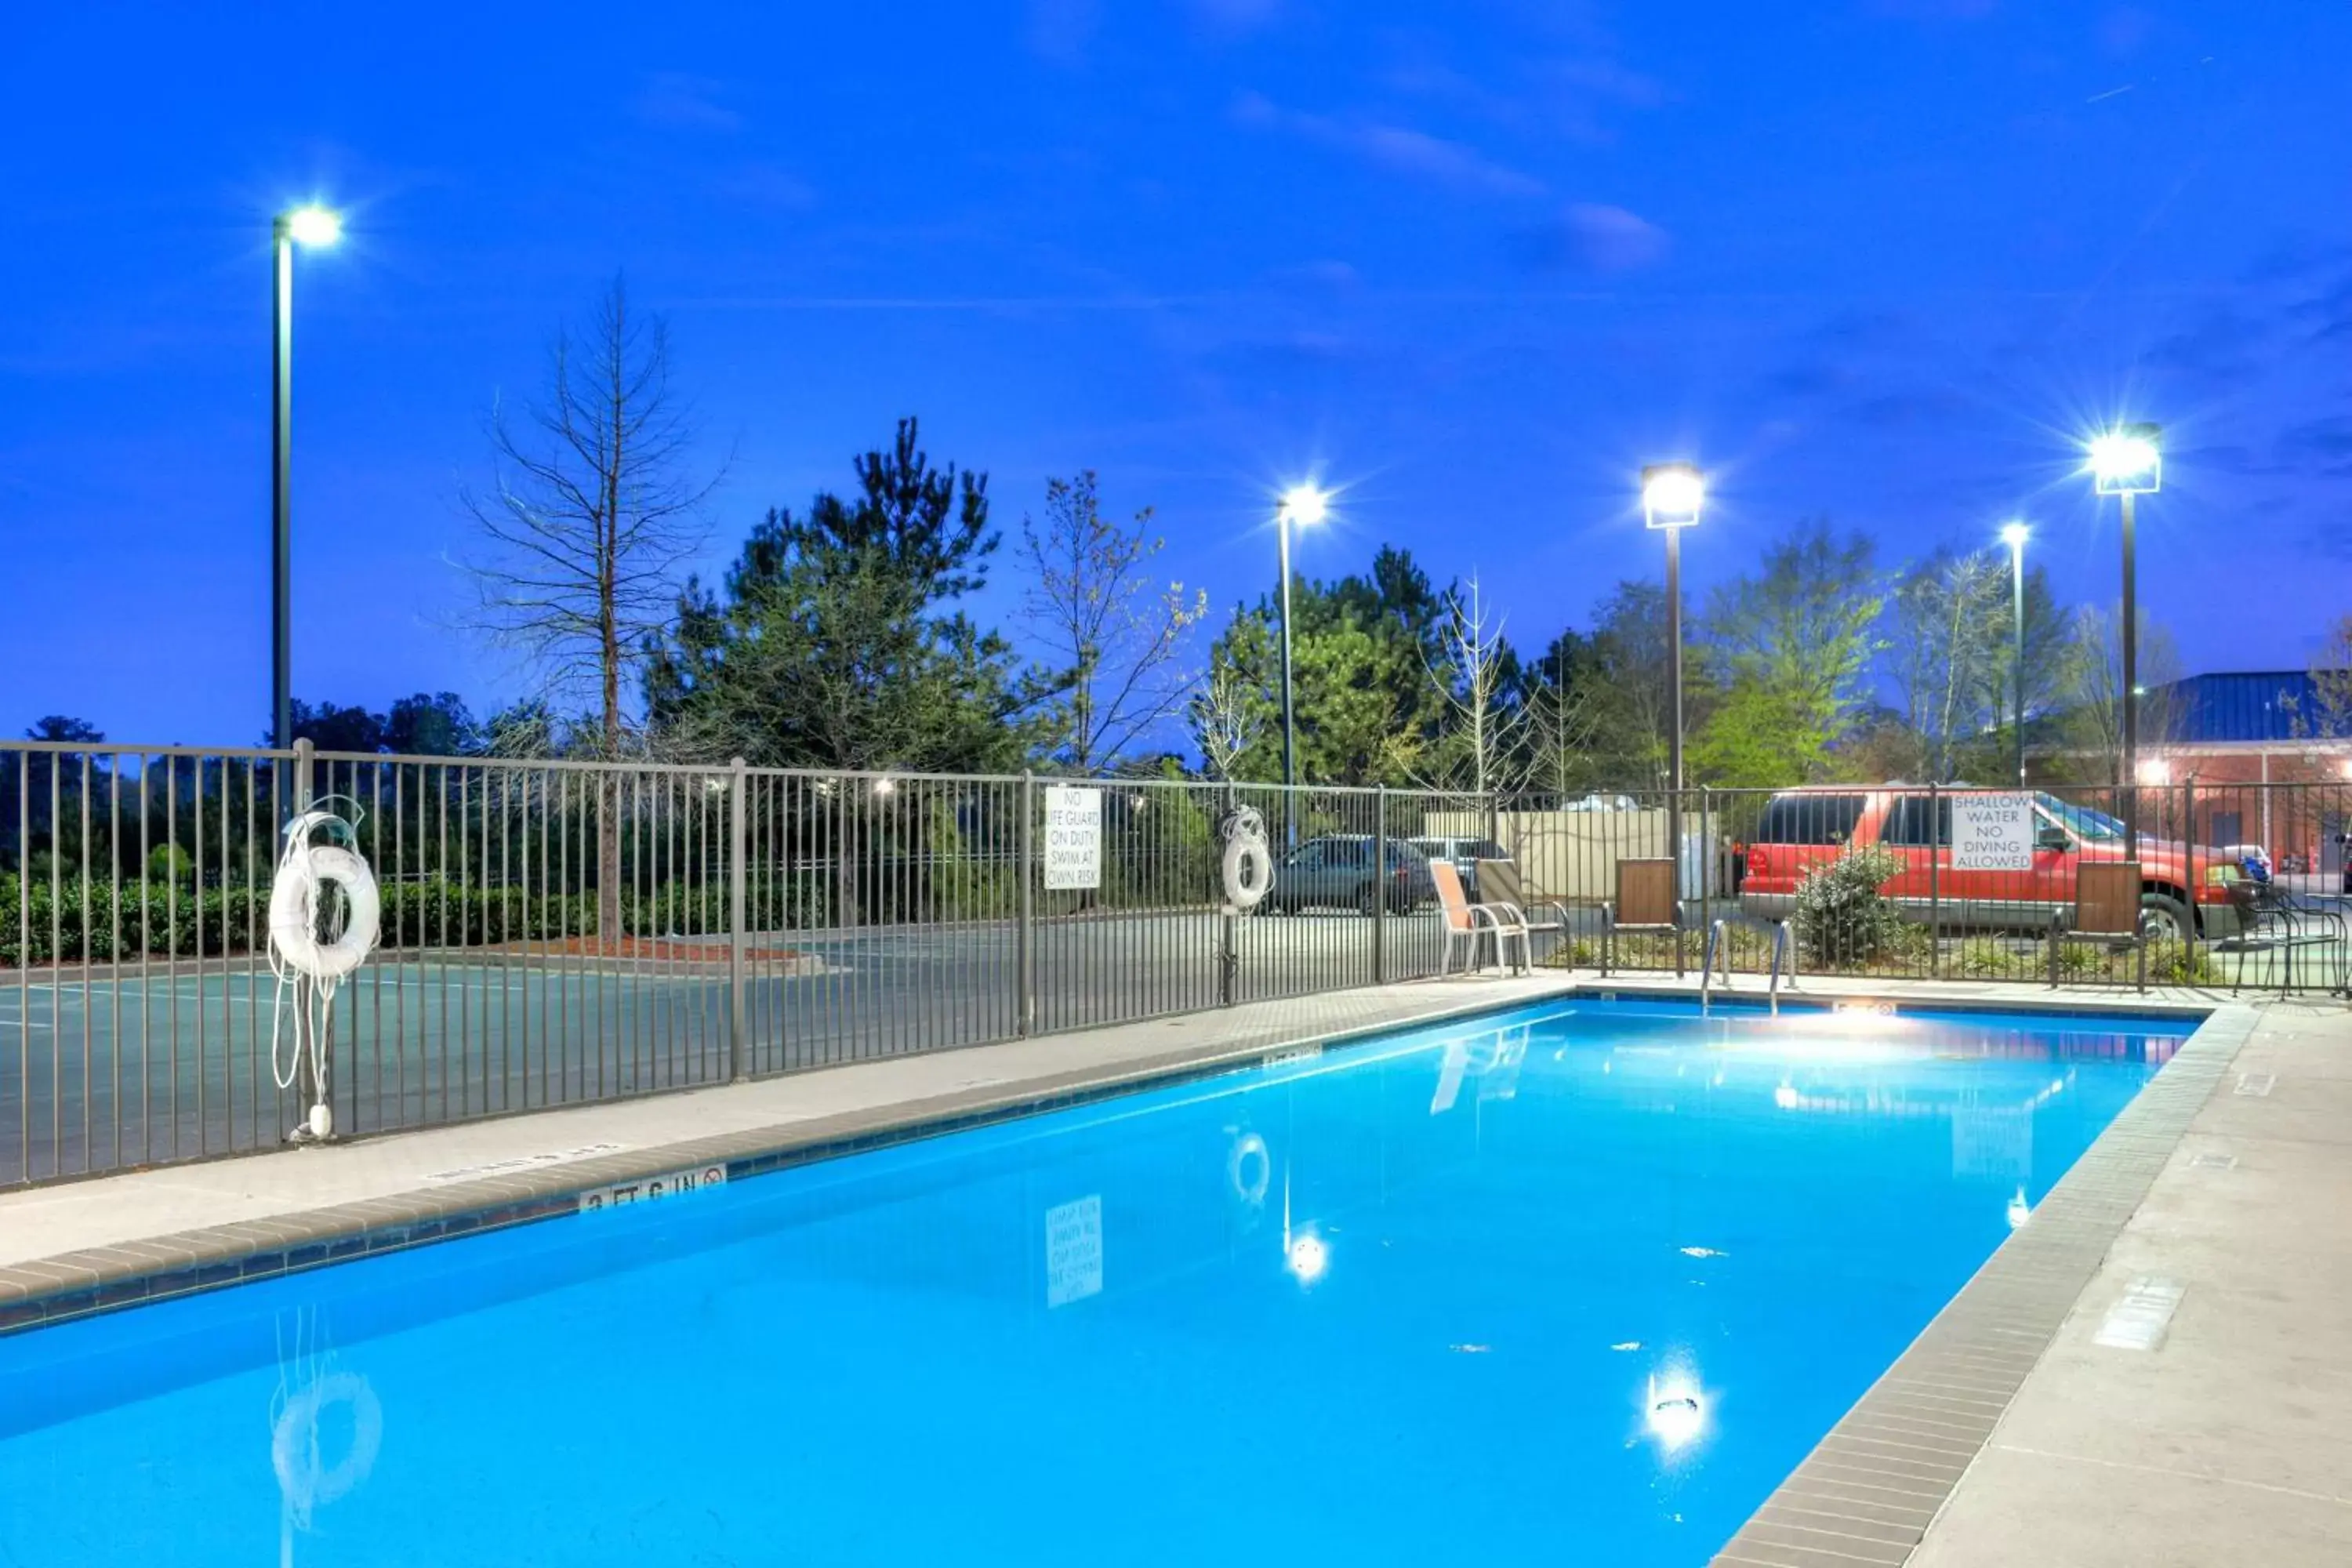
[268, 801, 381, 1139]
[268, 813, 380, 982]
[1220, 804, 1274, 913]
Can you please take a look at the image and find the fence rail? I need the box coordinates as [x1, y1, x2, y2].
[8, 742, 2347, 1189]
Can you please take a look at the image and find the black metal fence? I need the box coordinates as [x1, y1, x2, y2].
[1, 741, 1482, 1186]
[9, 741, 2346, 1189]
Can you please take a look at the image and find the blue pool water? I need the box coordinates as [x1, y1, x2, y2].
[0, 999, 2194, 1566]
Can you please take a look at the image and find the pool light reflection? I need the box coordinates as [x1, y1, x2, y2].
[1645, 1368, 1708, 1454]
[1287, 1231, 1330, 1284]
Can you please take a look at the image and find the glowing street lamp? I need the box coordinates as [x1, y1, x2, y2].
[2000, 522, 2030, 788]
[1642, 463, 1702, 916]
[270, 205, 342, 750]
[1276, 485, 1328, 818]
[2085, 424, 2160, 835]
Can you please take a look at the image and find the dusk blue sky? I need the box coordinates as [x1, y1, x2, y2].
[5, 1, 2349, 745]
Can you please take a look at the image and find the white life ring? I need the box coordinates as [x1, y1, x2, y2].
[270, 842, 380, 982]
[1228, 1131, 1270, 1207]
[1222, 832, 1273, 912]
[272, 1370, 383, 1520]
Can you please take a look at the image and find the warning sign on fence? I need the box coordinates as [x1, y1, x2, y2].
[1952, 793, 2036, 872]
[1043, 786, 1102, 891]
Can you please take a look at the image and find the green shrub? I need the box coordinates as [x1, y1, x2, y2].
[1791, 847, 1913, 968]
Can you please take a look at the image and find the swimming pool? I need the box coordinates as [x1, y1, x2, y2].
[0, 996, 2196, 1566]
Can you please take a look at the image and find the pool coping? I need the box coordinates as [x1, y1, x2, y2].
[0, 978, 1584, 1335]
[1696, 989, 2259, 1568]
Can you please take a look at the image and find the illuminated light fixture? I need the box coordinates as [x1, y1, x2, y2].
[2088, 423, 2161, 495]
[1640, 462, 1704, 530]
[282, 205, 342, 248]
[2006, 1188, 2032, 1230]
[1773, 1083, 1800, 1111]
[1279, 484, 1329, 527]
[1999, 520, 2030, 549]
[1287, 1231, 1329, 1283]
[2136, 757, 2171, 786]
[873, 776, 897, 797]
[1644, 1371, 1708, 1452]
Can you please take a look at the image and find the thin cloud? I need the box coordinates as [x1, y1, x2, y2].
[1509, 202, 1669, 273]
[631, 73, 743, 133]
[1233, 92, 1544, 198]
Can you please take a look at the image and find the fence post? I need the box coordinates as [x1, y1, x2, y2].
[1928, 781, 1941, 981]
[728, 757, 747, 1082]
[2182, 776, 2197, 982]
[1703, 785, 1722, 968]
[1374, 785, 1388, 985]
[289, 738, 321, 1129]
[1018, 770, 1036, 1036]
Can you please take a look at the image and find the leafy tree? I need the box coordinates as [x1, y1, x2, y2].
[278, 692, 484, 756]
[387, 692, 485, 757]
[2294, 615, 2352, 739]
[648, 419, 1047, 775]
[1696, 521, 1886, 784]
[4, 718, 108, 871]
[1016, 471, 1208, 773]
[285, 699, 389, 753]
[1199, 546, 1451, 786]
[1880, 547, 2069, 783]
[1882, 546, 2008, 782]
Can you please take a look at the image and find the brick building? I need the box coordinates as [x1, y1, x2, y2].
[2134, 671, 2352, 874]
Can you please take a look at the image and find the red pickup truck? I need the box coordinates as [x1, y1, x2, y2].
[1734, 787, 2245, 941]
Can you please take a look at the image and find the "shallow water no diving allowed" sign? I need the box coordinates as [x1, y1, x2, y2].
[1951, 793, 2036, 873]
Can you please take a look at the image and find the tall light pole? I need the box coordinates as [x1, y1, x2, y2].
[1276, 484, 1327, 842]
[2000, 521, 2029, 789]
[2089, 425, 2161, 839]
[1642, 463, 1704, 891]
[272, 205, 342, 750]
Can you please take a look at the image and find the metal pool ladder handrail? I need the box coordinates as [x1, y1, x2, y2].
[1768, 920, 1795, 1015]
[1701, 918, 1733, 1008]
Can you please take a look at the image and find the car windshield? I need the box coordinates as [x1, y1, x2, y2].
[2036, 794, 2129, 841]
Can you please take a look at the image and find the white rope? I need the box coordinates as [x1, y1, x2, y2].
[267, 800, 379, 1135]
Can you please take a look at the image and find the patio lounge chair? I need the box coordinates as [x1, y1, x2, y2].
[1475, 858, 1572, 960]
[1602, 857, 1681, 975]
[1431, 860, 1530, 976]
[2230, 880, 2350, 995]
[2056, 861, 2146, 992]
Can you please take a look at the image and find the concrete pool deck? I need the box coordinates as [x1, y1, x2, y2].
[1, 970, 2343, 1565]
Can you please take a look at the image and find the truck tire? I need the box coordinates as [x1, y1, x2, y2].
[2138, 891, 2192, 943]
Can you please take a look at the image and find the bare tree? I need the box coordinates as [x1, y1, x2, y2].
[459, 275, 720, 938]
[1186, 666, 1260, 782]
[1018, 472, 1209, 773]
[2059, 604, 2183, 787]
[1522, 650, 1603, 800]
[1423, 572, 1523, 795]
